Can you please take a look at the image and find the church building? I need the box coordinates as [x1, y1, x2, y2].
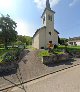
[32, 0, 59, 49]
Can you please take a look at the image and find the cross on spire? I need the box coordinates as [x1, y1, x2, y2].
[46, 0, 51, 10]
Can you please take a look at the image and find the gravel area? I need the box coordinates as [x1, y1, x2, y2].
[0, 49, 80, 91]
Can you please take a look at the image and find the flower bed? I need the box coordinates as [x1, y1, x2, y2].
[42, 53, 69, 64]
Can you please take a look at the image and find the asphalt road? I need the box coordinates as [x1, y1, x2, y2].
[10, 64, 80, 92]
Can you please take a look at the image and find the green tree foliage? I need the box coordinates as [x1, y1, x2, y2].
[0, 14, 17, 49]
[58, 36, 61, 44]
[59, 38, 68, 45]
[26, 36, 32, 45]
[17, 35, 32, 45]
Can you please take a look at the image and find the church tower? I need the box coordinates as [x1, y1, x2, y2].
[41, 0, 56, 46]
[32, 0, 59, 49]
[41, 0, 55, 28]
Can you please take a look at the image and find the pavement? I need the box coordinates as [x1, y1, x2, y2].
[7, 64, 80, 92]
[0, 49, 80, 91]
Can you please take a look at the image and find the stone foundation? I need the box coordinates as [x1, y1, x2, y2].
[42, 53, 69, 64]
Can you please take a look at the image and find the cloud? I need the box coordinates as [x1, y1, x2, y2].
[34, 0, 60, 9]
[16, 19, 35, 37]
[0, 0, 15, 10]
[69, 0, 78, 6]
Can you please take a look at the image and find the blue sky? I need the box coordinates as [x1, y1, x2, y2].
[0, 0, 80, 38]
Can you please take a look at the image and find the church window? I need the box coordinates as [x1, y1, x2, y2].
[48, 15, 50, 20]
[48, 15, 52, 21]
[49, 32, 51, 35]
[51, 15, 52, 21]
[43, 16, 45, 24]
[49, 41, 52, 44]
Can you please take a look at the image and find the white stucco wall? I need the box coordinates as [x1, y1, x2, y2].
[39, 28, 46, 49]
[68, 40, 80, 46]
[42, 13, 46, 27]
[42, 9, 54, 28]
[44, 9, 54, 47]
[76, 42, 80, 46]
[53, 31, 58, 45]
[32, 32, 39, 49]
[46, 9, 54, 29]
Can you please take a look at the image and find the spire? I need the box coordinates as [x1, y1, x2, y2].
[46, 0, 51, 10]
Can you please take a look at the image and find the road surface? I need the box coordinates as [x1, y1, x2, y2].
[8, 64, 80, 92]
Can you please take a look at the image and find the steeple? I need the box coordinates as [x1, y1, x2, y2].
[46, 0, 51, 10]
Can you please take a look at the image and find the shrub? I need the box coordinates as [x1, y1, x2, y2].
[2, 48, 23, 63]
[15, 48, 23, 60]
[38, 50, 50, 57]
[54, 45, 58, 49]
[0, 44, 4, 48]
[2, 51, 16, 62]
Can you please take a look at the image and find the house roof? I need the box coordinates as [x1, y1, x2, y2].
[32, 26, 59, 38]
[33, 26, 46, 38]
[54, 29, 59, 34]
[69, 37, 80, 41]
[41, 0, 55, 18]
[46, 0, 51, 10]
[41, 8, 55, 18]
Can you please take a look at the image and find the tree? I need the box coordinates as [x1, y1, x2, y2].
[59, 38, 68, 45]
[17, 35, 26, 43]
[17, 35, 32, 45]
[0, 14, 17, 49]
[58, 36, 61, 44]
[25, 36, 32, 45]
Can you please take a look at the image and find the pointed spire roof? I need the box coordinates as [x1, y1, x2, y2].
[46, 0, 51, 10]
[41, 0, 55, 18]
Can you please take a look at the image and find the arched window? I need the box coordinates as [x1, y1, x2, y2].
[51, 15, 52, 21]
[48, 15, 52, 21]
[49, 32, 51, 35]
[43, 16, 45, 24]
[48, 15, 50, 20]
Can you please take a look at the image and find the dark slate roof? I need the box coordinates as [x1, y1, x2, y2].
[69, 37, 80, 41]
[46, 0, 51, 10]
[32, 26, 59, 38]
[41, 8, 55, 18]
[54, 29, 59, 34]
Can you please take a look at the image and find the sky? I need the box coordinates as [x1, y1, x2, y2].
[0, 0, 80, 38]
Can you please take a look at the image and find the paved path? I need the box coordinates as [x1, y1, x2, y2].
[0, 49, 80, 91]
[9, 64, 80, 92]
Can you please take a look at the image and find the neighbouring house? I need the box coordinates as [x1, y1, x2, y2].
[32, 0, 59, 49]
[68, 37, 80, 46]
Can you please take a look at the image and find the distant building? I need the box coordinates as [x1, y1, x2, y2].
[32, 0, 59, 49]
[68, 37, 80, 46]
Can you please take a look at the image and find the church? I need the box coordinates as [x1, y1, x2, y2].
[32, 0, 59, 49]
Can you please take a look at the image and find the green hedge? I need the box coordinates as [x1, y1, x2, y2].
[0, 48, 23, 63]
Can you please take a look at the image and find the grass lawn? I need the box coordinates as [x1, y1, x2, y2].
[58, 45, 80, 51]
[38, 50, 50, 57]
[26, 45, 37, 50]
[38, 45, 80, 57]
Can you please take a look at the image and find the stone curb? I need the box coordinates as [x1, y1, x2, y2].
[0, 62, 80, 91]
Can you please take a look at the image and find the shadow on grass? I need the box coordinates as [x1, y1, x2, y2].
[45, 58, 76, 67]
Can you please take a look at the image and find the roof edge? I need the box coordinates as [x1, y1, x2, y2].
[32, 26, 46, 38]
[54, 29, 59, 34]
[41, 8, 55, 18]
